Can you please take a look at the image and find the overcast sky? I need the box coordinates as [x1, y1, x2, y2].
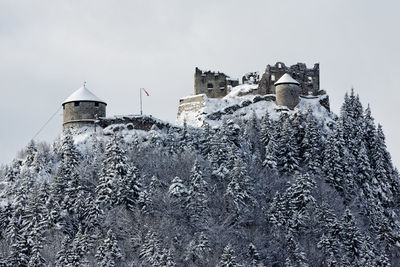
[0, 0, 399, 168]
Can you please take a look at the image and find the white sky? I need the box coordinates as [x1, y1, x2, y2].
[0, 0, 399, 168]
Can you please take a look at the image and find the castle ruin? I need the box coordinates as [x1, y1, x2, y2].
[257, 62, 321, 96]
[194, 67, 239, 98]
[179, 62, 327, 114]
[194, 62, 321, 99]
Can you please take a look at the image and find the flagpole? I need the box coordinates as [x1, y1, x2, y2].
[140, 88, 143, 115]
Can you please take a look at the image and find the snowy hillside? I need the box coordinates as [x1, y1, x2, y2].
[177, 84, 333, 130]
[0, 89, 399, 266]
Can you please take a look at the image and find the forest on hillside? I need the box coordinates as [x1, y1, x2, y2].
[0, 90, 399, 266]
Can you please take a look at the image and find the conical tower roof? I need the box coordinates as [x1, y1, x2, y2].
[63, 83, 106, 105]
[274, 73, 300, 86]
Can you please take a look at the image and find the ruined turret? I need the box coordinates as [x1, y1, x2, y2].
[274, 73, 300, 110]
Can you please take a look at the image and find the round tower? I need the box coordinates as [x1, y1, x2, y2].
[62, 83, 107, 129]
[274, 73, 300, 110]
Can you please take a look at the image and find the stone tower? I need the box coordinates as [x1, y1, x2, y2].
[62, 83, 107, 129]
[194, 67, 239, 98]
[274, 73, 300, 110]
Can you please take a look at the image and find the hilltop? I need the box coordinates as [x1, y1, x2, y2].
[0, 63, 399, 266]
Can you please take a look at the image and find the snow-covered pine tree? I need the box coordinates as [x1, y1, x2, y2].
[275, 118, 300, 174]
[160, 247, 177, 267]
[120, 166, 143, 211]
[198, 122, 213, 157]
[51, 129, 80, 208]
[301, 105, 322, 174]
[55, 235, 72, 267]
[95, 229, 122, 267]
[168, 176, 188, 206]
[208, 129, 231, 179]
[184, 232, 212, 266]
[260, 109, 272, 147]
[225, 157, 253, 212]
[24, 139, 37, 168]
[96, 134, 130, 209]
[362, 104, 377, 161]
[4, 159, 21, 183]
[186, 161, 209, 228]
[247, 243, 263, 267]
[340, 209, 368, 265]
[139, 230, 163, 266]
[285, 231, 309, 267]
[218, 244, 239, 267]
[322, 124, 347, 194]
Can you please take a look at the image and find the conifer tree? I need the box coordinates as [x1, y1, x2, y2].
[340, 209, 364, 265]
[51, 129, 80, 208]
[275, 118, 300, 174]
[96, 134, 129, 208]
[184, 232, 212, 265]
[139, 230, 163, 266]
[161, 247, 177, 267]
[218, 244, 239, 267]
[260, 110, 272, 147]
[225, 157, 252, 212]
[24, 139, 37, 167]
[323, 127, 346, 193]
[4, 159, 22, 185]
[187, 161, 209, 228]
[95, 229, 122, 267]
[362, 104, 377, 160]
[168, 176, 188, 208]
[56, 235, 72, 267]
[301, 105, 322, 173]
[247, 243, 263, 267]
[120, 166, 143, 211]
[285, 231, 308, 267]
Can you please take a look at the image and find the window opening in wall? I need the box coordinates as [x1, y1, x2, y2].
[74, 102, 80, 106]
[271, 74, 276, 81]
[207, 83, 213, 90]
[219, 82, 226, 90]
[95, 102, 99, 107]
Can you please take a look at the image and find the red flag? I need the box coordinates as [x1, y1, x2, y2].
[142, 88, 150, 96]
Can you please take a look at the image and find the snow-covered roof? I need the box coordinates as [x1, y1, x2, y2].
[63, 85, 106, 105]
[274, 73, 300, 86]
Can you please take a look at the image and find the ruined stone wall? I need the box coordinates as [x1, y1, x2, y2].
[258, 62, 320, 96]
[194, 67, 238, 98]
[97, 115, 173, 132]
[177, 95, 206, 117]
[63, 101, 106, 128]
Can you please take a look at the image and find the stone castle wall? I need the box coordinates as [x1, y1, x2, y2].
[177, 94, 206, 117]
[258, 62, 320, 96]
[63, 101, 106, 128]
[194, 67, 239, 98]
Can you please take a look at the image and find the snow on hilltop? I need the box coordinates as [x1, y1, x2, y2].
[1, 87, 399, 266]
[176, 83, 334, 129]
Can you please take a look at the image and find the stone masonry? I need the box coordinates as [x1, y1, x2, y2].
[194, 67, 239, 98]
[63, 101, 106, 129]
[258, 62, 320, 96]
